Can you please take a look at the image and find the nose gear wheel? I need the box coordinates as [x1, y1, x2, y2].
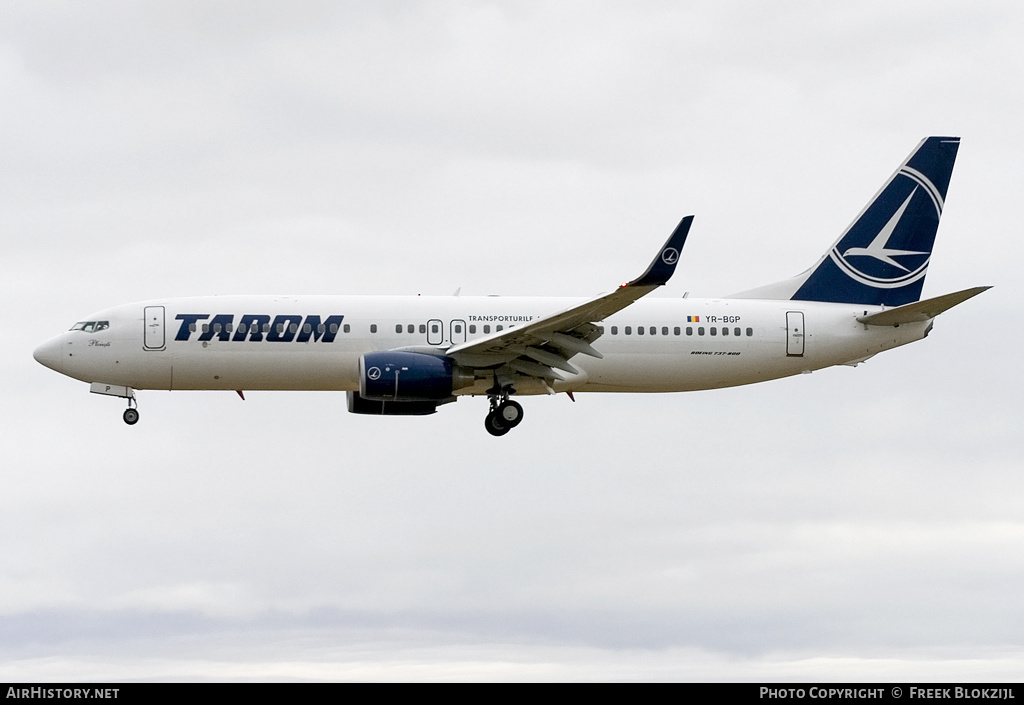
[122, 396, 139, 425]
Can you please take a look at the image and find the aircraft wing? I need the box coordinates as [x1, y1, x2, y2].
[446, 216, 693, 377]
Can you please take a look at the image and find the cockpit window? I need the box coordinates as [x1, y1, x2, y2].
[69, 321, 109, 333]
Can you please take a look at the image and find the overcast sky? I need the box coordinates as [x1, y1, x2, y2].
[2, 0, 1023, 681]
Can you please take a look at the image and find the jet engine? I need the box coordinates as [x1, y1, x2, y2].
[358, 351, 474, 403]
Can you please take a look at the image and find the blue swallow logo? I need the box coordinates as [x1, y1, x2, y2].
[829, 169, 942, 289]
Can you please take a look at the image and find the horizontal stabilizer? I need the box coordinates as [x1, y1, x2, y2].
[857, 286, 991, 326]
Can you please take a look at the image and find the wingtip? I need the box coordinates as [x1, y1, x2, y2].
[627, 215, 694, 288]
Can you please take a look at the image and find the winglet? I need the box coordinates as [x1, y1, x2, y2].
[627, 215, 693, 288]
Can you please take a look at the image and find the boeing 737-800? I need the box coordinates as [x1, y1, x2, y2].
[33, 137, 989, 436]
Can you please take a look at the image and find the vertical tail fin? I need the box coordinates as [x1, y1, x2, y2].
[732, 137, 960, 306]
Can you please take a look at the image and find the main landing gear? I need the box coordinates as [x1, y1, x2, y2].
[485, 387, 523, 437]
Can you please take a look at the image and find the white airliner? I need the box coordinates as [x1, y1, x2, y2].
[34, 137, 989, 436]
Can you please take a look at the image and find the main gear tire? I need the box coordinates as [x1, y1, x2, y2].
[497, 400, 523, 428]
[485, 411, 510, 436]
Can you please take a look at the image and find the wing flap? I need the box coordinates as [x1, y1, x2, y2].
[523, 346, 578, 374]
[508, 358, 564, 380]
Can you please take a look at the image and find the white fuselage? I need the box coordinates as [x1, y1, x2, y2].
[33, 295, 929, 396]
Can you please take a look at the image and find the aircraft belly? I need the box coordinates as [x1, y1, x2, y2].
[126, 355, 173, 389]
[170, 349, 359, 391]
[576, 349, 788, 392]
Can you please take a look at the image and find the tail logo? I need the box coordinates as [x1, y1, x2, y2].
[828, 168, 943, 290]
[843, 187, 927, 271]
[661, 247, 679, 265]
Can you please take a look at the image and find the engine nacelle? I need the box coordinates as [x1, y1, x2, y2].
[359, 351, 473, 402]
[346, 391, 440, 416]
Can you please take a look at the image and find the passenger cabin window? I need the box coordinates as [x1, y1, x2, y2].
[674, 327, 680, 335]
[662, 327, 668, 336]
[407, 324, 414, 334]
[746, 327, 753, 336]
[484, 325, 491, 334]
[611, 326, 618, 335]
[686, 327, 692, 336]
[370, 324, 377, 333]
[419, 324, 426, 334]
[469, 325, 477, 334]
[342, 324, 350, 333]
[330, 323, 339, 334]
[395, 324, 403, 333]
[625, 326, 631, 335]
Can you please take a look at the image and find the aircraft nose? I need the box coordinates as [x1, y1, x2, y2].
[33, 336, 66, 372]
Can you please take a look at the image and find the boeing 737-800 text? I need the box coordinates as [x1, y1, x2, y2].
[34, 137, 989, 435]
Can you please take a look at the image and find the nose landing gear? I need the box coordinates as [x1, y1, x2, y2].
[88, 383, 139, 425]
[122, 397, 139, 425]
